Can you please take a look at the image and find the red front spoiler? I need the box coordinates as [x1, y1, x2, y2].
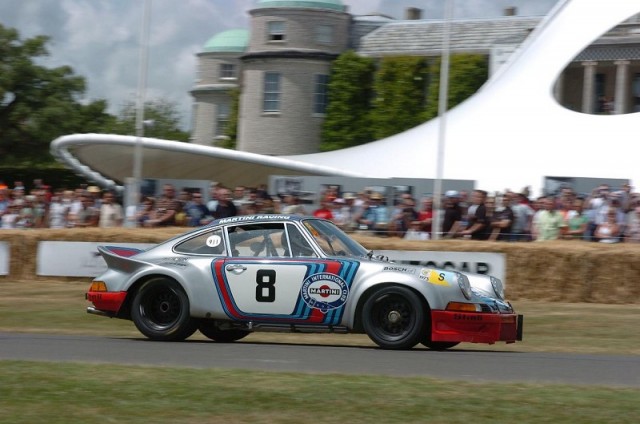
[86, 291, 127, 315]
[431, 310, 523, 344]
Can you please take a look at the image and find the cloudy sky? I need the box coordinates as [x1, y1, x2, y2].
[0, 0, 559, 130]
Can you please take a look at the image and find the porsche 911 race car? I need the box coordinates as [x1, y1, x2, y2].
[86, 214, 523, 350]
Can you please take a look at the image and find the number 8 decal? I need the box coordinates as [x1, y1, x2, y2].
[256, 269, 276, 302]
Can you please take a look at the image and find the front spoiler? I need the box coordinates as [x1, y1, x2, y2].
[431, 310, 523, 344]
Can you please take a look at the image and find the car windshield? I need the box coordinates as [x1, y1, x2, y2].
[301, 218, 370, 258]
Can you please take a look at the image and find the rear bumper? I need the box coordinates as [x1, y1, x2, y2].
[86, 291, 127, 315]
[431, 310, 523, 344]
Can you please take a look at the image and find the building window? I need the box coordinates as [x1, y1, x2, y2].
[216, 103, 230, 136]
[268, 21, 286, 41]
[314, 74, 329, 114]
[316, 25, 333, 44]
[263, 72, 281, 112]
[220, 63, 236, 79]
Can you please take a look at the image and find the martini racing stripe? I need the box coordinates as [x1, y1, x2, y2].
[211, 259, 358, 324]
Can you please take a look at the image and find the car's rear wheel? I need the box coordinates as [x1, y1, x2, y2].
[199, 321, 250, 342]
[131, 277, 198, 341]
[362, 286, 425, 350]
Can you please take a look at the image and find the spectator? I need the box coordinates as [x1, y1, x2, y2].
[595, 208, 621, 243]
[87, 186, 103, 209]
[70, 193, 99, 228]
[510, 192, 534, 241]
[457, 189, 490, 240]
[31, 190, 48, 228]
[1, 202, 20, 229]
[99, 191, 124, 228]
[356, 192, 389, 236]
[0, 186, 9, 216]
[532, 197, 565, 241]
[47, 190, 71, 229]
[281, 193, 306, 216]
[213, 187, 238, 219]
[624, 200, 640, 242]
[563, 198, 589, 240]
[337, 193, 358, 231]
[442, 191, 463, 238]
[136, 197, 156, 227]
[415, 196, 433, 234]
[313, 199, 334, 220]
[404, 219, 430, 240]
[489, 192, 514, 241]
[185, 192, 212, 226]
[145, 184, 180, 227]
[207, 183, 220, 214]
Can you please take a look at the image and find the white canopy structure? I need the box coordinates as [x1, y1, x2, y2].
[52, 0, 640, 196]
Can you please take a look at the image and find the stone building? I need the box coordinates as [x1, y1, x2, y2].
[190, 1, 640, 152]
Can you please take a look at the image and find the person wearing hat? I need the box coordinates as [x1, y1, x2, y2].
[356, 191, 389, 235]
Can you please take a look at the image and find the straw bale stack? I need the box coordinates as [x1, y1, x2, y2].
[1, 229, 639, 303]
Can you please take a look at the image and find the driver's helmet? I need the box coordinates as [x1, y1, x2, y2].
[287, 228, 314, 257]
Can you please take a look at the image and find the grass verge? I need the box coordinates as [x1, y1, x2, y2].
[1, 361, 639, 424]
[1, 279, 640, 423]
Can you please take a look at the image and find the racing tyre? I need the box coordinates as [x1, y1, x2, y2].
[199, 322, 250, 342]
[131, 277, 198, 341]
[421, 341, 460, 351]
[362, 286, 425, 350]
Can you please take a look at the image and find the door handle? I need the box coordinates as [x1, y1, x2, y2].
[226, 264, 247, 274]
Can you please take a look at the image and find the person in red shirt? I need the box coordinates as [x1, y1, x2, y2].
[313, 199, 334, 220]
[416, 196, 434, 233]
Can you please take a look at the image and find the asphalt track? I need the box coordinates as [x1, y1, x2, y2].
[1, 332, 638, 387]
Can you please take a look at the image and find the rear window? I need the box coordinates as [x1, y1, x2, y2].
[174, 228, 226, 255]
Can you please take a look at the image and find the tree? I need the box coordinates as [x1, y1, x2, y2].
[368, 56, 429, 140]
[320, 50, 375, 151]
[110, 98, 190, 142]
[0, 24, 112, 165]
[422, 54, 488, 121]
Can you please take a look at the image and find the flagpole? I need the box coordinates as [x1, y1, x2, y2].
[432, 0, 454, 240]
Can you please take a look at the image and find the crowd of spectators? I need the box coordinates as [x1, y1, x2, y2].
[1, 178, 639, 243]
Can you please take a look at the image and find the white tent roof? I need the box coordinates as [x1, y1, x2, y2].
[52, 0, 640, 197]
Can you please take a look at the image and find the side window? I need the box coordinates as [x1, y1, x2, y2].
[175, 229, 226, 255]
[227, 223, 286, 257]
[284, 224, 317, 258]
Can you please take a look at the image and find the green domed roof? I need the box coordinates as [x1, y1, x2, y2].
[203, 29, 249, 53]
[256, 0, 346, 12]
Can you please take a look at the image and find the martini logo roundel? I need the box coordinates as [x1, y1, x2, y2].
[301, 272, 349, 313]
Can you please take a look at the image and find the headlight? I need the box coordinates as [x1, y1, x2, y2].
[490, 276, 505, 300]
[456, 273, 472, 300]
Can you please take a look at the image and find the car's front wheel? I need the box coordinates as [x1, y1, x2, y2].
[362, 286, 425, 350]
[421, 341, 460, 351]
[199, 321, 250, 342]
[131, 277, 198, 341]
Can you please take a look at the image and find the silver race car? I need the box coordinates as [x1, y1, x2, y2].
[87, 214, 522, 350]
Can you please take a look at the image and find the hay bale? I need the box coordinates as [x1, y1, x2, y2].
[2, 229, 640, 304]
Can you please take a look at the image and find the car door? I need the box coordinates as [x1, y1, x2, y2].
[211, 222, 358, 325]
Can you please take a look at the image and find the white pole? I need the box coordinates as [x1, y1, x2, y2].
[432, 0, 454, 240]
[129, 0, 151, 227]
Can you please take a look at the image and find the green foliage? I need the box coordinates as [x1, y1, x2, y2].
[369, 56, 429, 140]
[321, 53, 488, 145]
[0, 24, 104, 165]
[422, 54, 488, 121]
[109, 98, 190, 142]
[320, 51, 375, 151]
